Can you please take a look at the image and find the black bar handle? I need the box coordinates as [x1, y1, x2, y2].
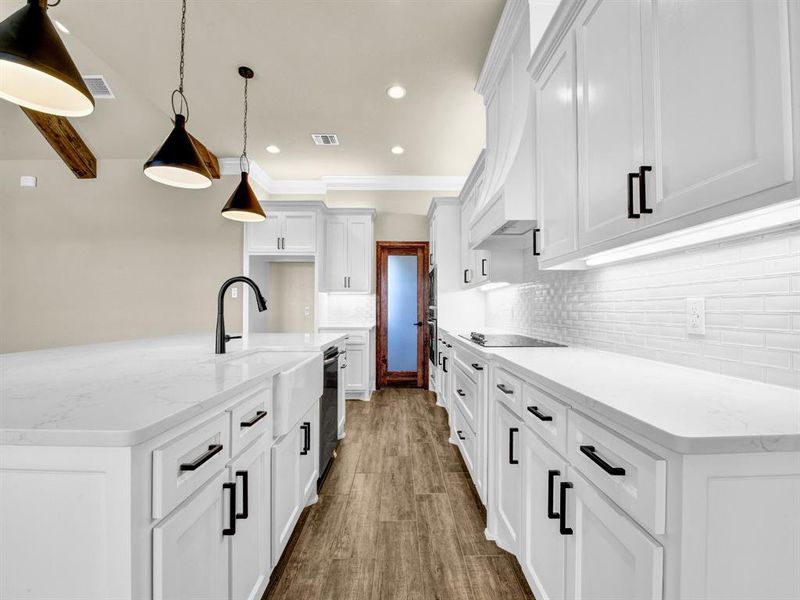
[526, 405, 553, 422]
[580, 445, 626, 476]
[464, 269, 470, 284]
[235, 470, 249, 520]
[457, 430, 466, 440]
[471, 363, 484, 371]
[442, 356, 448, 373]
[438, 352, 442, 366]
[300, 422, 311, 455]
[180, 443, 223, 471]
[223, 482, 236, 536]
[509, 427, 519, 465]
[456, 389, 466, 397]
[240, 410, 268, 428]
[559, 482, 573, 535]
[496, 383, 514, 395]
[547, 470, 560, 519]
[639, 165, 653, 214]
[481, 258, 487, 277]
[533, 228, 541, 256]
[627, 172, 641, 219]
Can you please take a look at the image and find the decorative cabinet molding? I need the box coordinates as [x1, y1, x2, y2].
[324, 211, 374, 293]
[246, 209, 317, 254]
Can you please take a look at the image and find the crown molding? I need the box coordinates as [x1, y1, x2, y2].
[219, 158, 465, 195]
[475, 0, 529, 98]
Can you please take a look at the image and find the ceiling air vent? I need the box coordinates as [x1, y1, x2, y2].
[311, 133, 339, 146]
[82, 75, 114, 99]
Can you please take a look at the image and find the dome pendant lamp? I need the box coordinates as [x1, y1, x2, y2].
[221, 66, 266, 223]
[0, 0, 94, 116]
[143, 0, 212, 189]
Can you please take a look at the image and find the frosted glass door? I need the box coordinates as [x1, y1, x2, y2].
[387, 255, 418, 372]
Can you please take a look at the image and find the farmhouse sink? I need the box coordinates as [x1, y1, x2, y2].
[273, 352, 323, 437]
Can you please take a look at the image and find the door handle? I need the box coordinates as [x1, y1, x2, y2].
[526, 405, 552, 422]
[344, 275, 347, 288]
[508, 427, 519, 465]
[481, 258, 487, 277]
[464, 269, 471, 284]
[532, 228, 541, 256]
[471, 363, 484, 371]
[639, 165, 653, 214]
[496, 383, 514, 395]
[457, 430, 466, 441]
[627, 171, 641, 219]
[413, 321, 423, 326]
[240, 410, 268, 428]
[300, 422, 311, 455]
[559, 482, 573, 535]
[235, 470, 249, 520]
[277, 236, 281, 249]
[456, 389, 466, 397]
[580, 445, 626, 476]
[547, 470, 560, 519]
[442, 356, 448, 373]
[223, 482, 236, 536]
[180, 444, 223, 471]
[438, 352, 442, 366]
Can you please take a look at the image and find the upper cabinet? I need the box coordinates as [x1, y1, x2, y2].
[531, 0, 799, 268]
[459, 152, 491, 287]
[246, 209, 317, 255]
[428, 197, 462, 293]
[324, 211, 374, 293]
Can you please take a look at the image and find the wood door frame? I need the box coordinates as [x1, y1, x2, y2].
[376, 241, 429, 388]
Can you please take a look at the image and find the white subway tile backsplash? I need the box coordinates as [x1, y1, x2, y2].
[486, 227, 800, 388]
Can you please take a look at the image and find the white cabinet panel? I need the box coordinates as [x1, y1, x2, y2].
[282, 212, 316, 253]
[247, 213, 282, 253]
[271, 425, 302, 562]
[535, 34, 579, 262]
[153, 470, 231, 600]
[247, 211, 316, 254]
[345, 345, 366, 393]
[576, 0, 647, 248]
[346, 215, 372, 292]
[494, 402, 522, 552]
[325, 216, 348, 291]
[565, 468, 663, 600]
[650, 0, 795, 220]
[299, 401, 320, 504]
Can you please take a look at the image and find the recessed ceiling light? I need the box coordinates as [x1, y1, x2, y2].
[266, 145, 280, 154]
[386, 85, 406, 100]
[391, 145, 404, 155]
[54, 20, 70, 34]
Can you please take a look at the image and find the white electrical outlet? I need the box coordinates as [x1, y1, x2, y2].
[304, 305, 311, 317]
[686, 297, 706, 335]
[231, 287, 238, 299]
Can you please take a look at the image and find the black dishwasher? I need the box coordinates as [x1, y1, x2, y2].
[318, 346, 339, 489]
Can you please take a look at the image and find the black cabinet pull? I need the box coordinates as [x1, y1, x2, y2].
[627, 171, 641, 219]
[481, 258, 487, 277]
[223, 482, 236, 536]
[464, 269, 470, 284]
[235, 470, 249, 520]
[532, 228, 541, 256]
[180, 443, 223, 471]
[580, 445, 625, 476]
[559, 482, 573, 535]
[240, 410, 267, 428]
[496, 383, 514, 395]
[547, 470, 560, 519]
[639, 165, 653, 214]
[471, 363, 484, 371]
[457, 430, 466, 441]
[300, 422, 311, 455]
[456, 389, 466, 397]
[438, 352, 442, 366]
[526, 405, 553, 422]
[442, 356, 448, 373]
[509, 427, 519, 464]
[277, 237, 281, 249]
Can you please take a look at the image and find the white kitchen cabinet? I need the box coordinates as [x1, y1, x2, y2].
[299, 400, 320, 504]
[318, 327, 374, 401]
[521, 427, 567, 600]
[228, 437, 270, 600]
[153, 470, 231, 600]
[494, 401, 522, 553]
[271, 421, 303, 562]
[345, 344, 366, 393]
[459, 154, 492, 288]
[247, 210, 316, 254]
[564, 467, 663, 600]
[325, 212, 374, 293]
[427, 198, 461, 292]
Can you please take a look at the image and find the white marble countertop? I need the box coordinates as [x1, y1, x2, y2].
[441, 328, 800, 454]
[0, 334, 341, 447]
[318, 324, 376, 330]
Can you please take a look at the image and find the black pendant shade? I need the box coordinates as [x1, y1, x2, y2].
[143, 114, 213, 189]
[221, 172, 266, 222]
[0, 0, 94, 116]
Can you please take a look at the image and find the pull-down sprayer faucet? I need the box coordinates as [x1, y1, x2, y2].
[216, 276, 267, 354]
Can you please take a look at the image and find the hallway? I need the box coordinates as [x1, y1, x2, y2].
[264, 388, 534, 600]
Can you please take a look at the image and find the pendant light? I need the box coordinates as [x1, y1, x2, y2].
[143, 0, 212, 189]
[221, 66, 266, 223]
[0, 0, 94, 116]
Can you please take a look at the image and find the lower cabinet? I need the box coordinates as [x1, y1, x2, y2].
[299, 401, 320, 504]
[494, 401, 522, 552]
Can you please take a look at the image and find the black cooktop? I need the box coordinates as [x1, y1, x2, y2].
[460, 332, 566, 348]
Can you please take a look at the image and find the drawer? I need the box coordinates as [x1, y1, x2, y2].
[228, 386, 271, 458]
[345, 331, 367, 345]
[567, 411, 666, 534]
[453, 363, 478, 431]
[522, 383, 568, 456]
[494, 367, 523, 414]
[153, 412, 231, 519]
[453, 404, 478, 482]
[454, 346, 487, 381]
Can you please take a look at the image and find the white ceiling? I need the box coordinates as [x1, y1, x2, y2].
[0, 0, 504, 181]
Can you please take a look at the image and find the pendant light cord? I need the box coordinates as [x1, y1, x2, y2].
[171, 0, 189, 120]
[240, 76, 250, 173]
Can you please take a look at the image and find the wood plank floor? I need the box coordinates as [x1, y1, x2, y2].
[264, 388, 534, 600]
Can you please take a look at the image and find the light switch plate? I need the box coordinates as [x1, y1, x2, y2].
[231, 286, 238, 299]
[686, 297, 706, 335]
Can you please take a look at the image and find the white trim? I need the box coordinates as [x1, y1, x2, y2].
[219, 158, 465, 194]
[475, 0, 529, 97]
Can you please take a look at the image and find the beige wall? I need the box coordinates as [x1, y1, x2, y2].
[0, 159, 244, 353]
[264, 262, 315, 333]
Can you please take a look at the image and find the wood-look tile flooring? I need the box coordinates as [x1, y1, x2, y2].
[264, 388, 534, 600]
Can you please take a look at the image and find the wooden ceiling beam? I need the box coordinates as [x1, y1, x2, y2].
[21, 108, 97, 179]
[188, 133, 220, 179]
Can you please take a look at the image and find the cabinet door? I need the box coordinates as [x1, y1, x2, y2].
[299, 401, 320, 504]
[247, 212, 282, 253]
[229, 438, 270, 600]
[535, 34, 579, 261]
[429, 212, 437, 268]
[282, 212, 316, 253]
[521, 428, 567, 600]
[565, 468, 663, 600]
[494, 403, 522, 552]
[345, 344, 366, 392]
[460, 194, 474, 286]
[325, 216, 348, 291]
[649, 0, 795, 221]
[346, 215, 372, 292]
[271, 426, 302, 563]
[153, 470, 231, 600]
[576, 0, 647, 248]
